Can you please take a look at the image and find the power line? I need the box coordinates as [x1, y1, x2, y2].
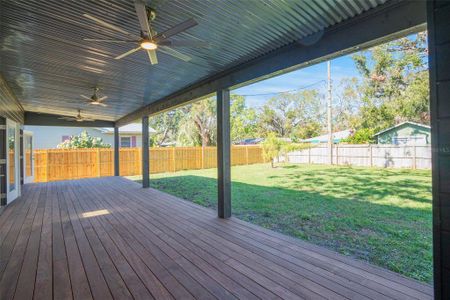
[235, 80, 326, 97]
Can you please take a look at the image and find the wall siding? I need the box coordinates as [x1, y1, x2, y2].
[377, 125, 431, 144]
[0, 75, 24, 124]
[24, 125, 146, 149]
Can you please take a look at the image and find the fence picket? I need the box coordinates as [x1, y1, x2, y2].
[32, 145, 265, 182]
[287, 144, 431, 169]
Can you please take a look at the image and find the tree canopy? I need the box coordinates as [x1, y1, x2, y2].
[146, 32, 428, 146]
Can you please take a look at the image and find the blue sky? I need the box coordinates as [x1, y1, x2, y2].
[233, 54, 361, 108]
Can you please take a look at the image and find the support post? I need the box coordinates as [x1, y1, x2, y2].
[0, 117, 6, 206]
[114, 127, 120, 176]
[427, 1, 450, 298]
[20, 128, 23, 185]
[327, 60, 333, 165]
[217, 89, 231, 219]
[142, 116, 149, 188]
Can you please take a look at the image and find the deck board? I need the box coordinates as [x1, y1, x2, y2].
[0, 177, 433, 300]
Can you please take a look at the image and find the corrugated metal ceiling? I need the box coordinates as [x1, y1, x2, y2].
[0, 0, 388, 121]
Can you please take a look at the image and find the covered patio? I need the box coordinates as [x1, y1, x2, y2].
[1, 0, 449, 298]
[0, 177, 433, 299]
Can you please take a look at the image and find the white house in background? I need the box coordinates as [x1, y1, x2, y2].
[302, 129, 353, 144]
[24, 123, 156, 149]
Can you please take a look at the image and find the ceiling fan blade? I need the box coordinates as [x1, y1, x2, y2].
[158, 46, 191, 62]
[83, 38, 138, 43]
[58, 117, 76, 121]
[89, 101, 108, 107]
[98, 96, 108, 101]
[147, 49, 158, 65]
[82, 118, 96, 122]
[80, 95, 91, 100]
[158, 40, 210, 48]
[154, 18, 198, 41]
[134, 0, 152, 38]
[83, 14, 138, 39]
[115, 46, 142, 59]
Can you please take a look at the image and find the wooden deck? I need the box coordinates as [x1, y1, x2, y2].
[0, 177, 432, 300]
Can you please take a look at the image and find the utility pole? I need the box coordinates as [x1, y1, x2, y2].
[327, 60, 333, 165]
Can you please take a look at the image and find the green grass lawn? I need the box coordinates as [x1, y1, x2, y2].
[130, 163, 432, 283]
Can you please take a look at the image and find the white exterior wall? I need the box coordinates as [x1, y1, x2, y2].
[24, 126, 144, 149]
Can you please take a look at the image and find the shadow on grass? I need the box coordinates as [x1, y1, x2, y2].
[134, 169, 432, 283]
[267, 164, 431, 205]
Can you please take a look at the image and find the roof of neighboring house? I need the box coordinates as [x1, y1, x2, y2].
[302, 130, 353, 143]
[235, 138, 264, 145]
[99, 123, 156, 135]
[373, 121, 430, 137]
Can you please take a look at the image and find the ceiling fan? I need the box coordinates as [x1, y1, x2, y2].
[58, 110, 95, 122]
[81, 87, 108, 107]
[83, 0, 208, 65]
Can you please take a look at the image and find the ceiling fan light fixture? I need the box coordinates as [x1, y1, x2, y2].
[141, 41, 157, 50]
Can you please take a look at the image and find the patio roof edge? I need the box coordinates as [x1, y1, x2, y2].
[24, 112, 115, 128]
[116, 0, 426, 127]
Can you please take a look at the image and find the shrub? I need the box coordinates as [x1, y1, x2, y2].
[261, 133, 283, 168]
[57, 130, 111, 149]
[341, 128, 375, 144]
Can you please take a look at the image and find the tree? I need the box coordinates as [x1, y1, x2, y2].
[294, 121, 322, 140]
[351, 32, 429, 132]
[57, 131, 110, 149]
[258, 89, 325, 140]
[149, 109, 184, 146]
[177, 94, 259, 146]
[177, 97, 216, 147]
[230, 95, 257, 142]
[261, 133, 283, 168]
[333, 77, 364, 131]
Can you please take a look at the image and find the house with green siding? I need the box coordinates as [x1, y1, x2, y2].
[373, 121, 431, 145]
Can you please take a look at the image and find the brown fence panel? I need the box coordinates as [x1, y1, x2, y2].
[119, 148, 140, 176]
[32, 145, 265, 182]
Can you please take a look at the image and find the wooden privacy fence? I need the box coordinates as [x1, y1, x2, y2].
[286, 144, 432, 169]
[33, 145, 266, 182]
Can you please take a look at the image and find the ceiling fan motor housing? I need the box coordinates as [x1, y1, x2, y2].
[147, 7, 156, 22]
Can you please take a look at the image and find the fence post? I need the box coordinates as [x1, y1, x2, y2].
[96, 148, 101, 177]
[172, 147, 176, 172]
[201, 146, 205, 169]
[45, 150, 49, 182]
[369, 144, 373, 167]
[137, 148, 142, 175]
[335, 145, 339, 165]
[412, 145, 417, 170]
[308, 147, 311, 164]
[246, 146, 249, 165]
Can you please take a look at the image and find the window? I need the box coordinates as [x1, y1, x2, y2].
[120, 136, 131, 147]
[62, 135, 70, 142]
